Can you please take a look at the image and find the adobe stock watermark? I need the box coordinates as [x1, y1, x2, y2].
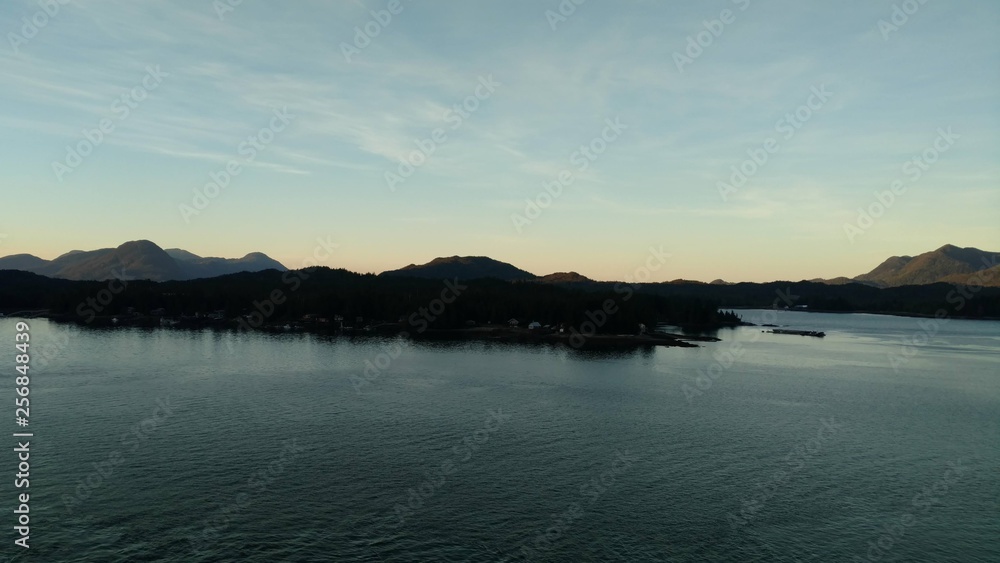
[32, 331, 70, 373]
[843, 127, 958, 243]
[385, 75, 500, 192]
[7, 0, 73, 54]
[189, 439, 306, 553]
[341, 0, 413, 62]
[498, 449, 640, 562]
[511, 117, 627, 233]
[236, 235, 340, 331]
[851, 459, 969, 562]
[878, 0, 932, 41]
[75, 267, 129, 323]
[212, 0, 244, 21]
[51, 65, 169, 182]
[350, 278, 467, 393]
[887, 259, 996, 372]
[683, 287, 799, 404]
[718, 84, 832, 202]
[390, 409, 511, 528]
[179, 106, 294, 222]
[565, 245, 669, 348]
[34, 268, 131, 372]
[727, 418, 844, 530]
[62, 397, 177, 514]
[544, 0, 587, 31]
[673, 0, 751, 72]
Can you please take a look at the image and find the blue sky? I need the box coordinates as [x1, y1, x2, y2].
[1, 0, 998, 282]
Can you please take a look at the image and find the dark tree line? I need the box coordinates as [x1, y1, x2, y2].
[0, 269, 739, 332]
[3, 270, 997, 331]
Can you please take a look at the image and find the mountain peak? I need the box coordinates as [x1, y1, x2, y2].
[538, 272, 594, 284]
[120, 239, 160, 248]
[383, 256, 536, 281]
[854, 244, 998, 287]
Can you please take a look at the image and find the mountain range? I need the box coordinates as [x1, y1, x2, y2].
[0, 240, 287, 281]
[0, 241, 995, 287]
[384, 245, 998, 288]
[848, 244, 999, 288]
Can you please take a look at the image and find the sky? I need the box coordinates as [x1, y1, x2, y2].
[1, 0, 998, 283]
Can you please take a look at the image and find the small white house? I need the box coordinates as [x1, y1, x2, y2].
[528, 322, 542, 330]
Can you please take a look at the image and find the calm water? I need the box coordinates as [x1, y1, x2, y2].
[2, 310, 998, 562]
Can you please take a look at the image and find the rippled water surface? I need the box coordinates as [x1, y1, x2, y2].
[3, 310, 998, 562]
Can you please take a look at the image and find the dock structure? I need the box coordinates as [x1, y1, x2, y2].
[766, 329, 826, 338]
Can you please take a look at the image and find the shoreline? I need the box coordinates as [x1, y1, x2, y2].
[5, 307, 999, 323]
[726, 307, 1000, 322]
[11, 314, 715, 349]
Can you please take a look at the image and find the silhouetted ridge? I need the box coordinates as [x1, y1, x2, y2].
[381, 256, 536, 281]
[0, 240, 287, 281]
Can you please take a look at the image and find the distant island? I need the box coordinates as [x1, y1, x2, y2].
[1, 242, 998, 345]
[0, 267, 745, 350]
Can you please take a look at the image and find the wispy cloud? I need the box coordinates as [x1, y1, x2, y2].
[1, 0, 997, 280]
